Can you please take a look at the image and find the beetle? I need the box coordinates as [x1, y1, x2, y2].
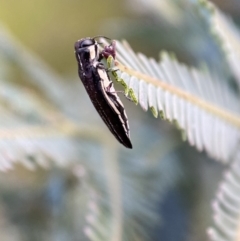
[74, 37, 132, 148]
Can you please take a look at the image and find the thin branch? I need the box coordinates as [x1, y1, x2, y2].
[0, 118, 114, 146]
[104, 147, 123, 241]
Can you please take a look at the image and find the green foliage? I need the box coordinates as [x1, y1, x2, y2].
[0, 0, 239, 241]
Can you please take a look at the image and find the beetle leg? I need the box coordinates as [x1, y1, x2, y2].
[104, 82, 132, 102]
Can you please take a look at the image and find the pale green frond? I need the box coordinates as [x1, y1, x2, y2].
[103, 39, 240, 163]
[196, 0, 240, 86]
[208, 149, 240, 241]
[0, 26, 182, 240]
[0, 25, 121, 171]
[0, 79, 116, 171]
[81, 133, 182, 241]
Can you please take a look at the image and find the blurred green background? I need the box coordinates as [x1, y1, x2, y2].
[0, 1, 240, 241]
[0, 0, 125, 74]
[1, 0, 239, 74]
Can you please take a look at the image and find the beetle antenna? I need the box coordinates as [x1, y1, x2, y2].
[93, 35, 112, 41]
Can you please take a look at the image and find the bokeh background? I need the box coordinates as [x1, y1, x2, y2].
[0, 0, 239, 241]
[1, 0, 239, 73]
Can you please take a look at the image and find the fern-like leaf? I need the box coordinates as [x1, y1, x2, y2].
[196, 0, 240, 87]
[208, 149, 240, 241]
[0, 68, 112, 171]
[103, 39, 240, 163]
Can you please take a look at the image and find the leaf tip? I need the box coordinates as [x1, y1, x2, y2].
[128, 88, 138, 105]
[180, 130, 187, 141]
[107, 55, 115, 69]
[159, 110, 165, 119]
[173, 119, 181, 129]
[150, 106, 158, 118]
[198, 0, 215, 13]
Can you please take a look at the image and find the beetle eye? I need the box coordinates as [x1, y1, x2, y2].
[80, 39, 94, 48]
